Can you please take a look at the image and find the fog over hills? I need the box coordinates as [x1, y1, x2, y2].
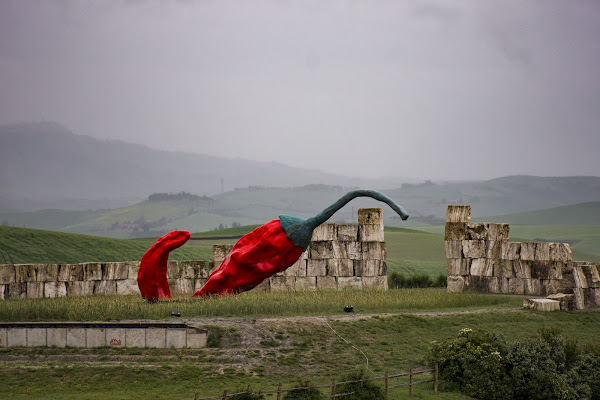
[0, 122, 401, 212]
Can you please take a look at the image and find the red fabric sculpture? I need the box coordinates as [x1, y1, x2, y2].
[137, 230, 190, 300]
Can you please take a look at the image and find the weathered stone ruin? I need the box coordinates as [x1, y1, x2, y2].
[0, 208, 389, 299]
[445, 205, 600, 310]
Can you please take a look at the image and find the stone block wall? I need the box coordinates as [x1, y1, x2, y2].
[445, 205, 600, 310]
[0, 208, 388, 299]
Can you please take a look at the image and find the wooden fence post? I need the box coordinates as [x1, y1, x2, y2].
[277, 383, 282, 400]
[385, 371, 389, 398]
[434, 364, 439, 394]
[194, 393, 198, 400]
[409, 368, 413, 397]
[222, 390, 228, 400]
[331, 378, 336, 400]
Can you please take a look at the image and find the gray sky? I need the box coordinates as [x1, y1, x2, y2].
[1, 0, 599, 180]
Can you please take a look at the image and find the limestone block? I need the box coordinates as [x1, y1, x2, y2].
[445, 223, 466, 241]
[47, 328, 67, 347]
[180, 261, 208, 279]
[125, 328, 146, 347]
[186, 328, 208, 348]
[103, 262, 129, 280]
[581, 263, 600, 287]
[270, 276, 295, 291]
[166, 328, 186, 348]
[168, 279, 193, 295]
[359, 224, 384, 242]
[309, 241, 339, 259]
[327, 259, 354, 277]
[106, 328, 125, 347]
[499, 277, 510, 293]
[166, 261, 179, 279]
[0, 285, 5, 300]
[7, 283, 26, 299]
[464, 276, 489, 292]
[523, 298, 560, 312]
[282, 259, 307, 277]
[546, 293, 574, 310]
[0, 328, 7, 347]
[253, 279, 270, 291]
[146, 328, 166, 348]
[307, 259, 327, 276]
[355, 260, 386, 276]
[531, 261, 551, 280]
[446, 205, 471, 223]
[445, 240, 463, 259]
[27, 328, 47, 347]
[446, 275, 465, 293]
[44, 282, 67, 298]
[524, 279, 542, 295]
[508, 278, 525, 295]
[0, 265, 16, 284]
[27, 282, 44, 298]
[94, 280, 117, 296]
[488, 277, 499, 293]
[312, 223, 336, 241]
[316, 276, 337, 290]
[67, 328, 86, 347]
[548, 262, 563, 280]
[520, 243, 537, 261]
[572, 265, 588, 289]
[540, 279, 561, 296]
[584, 288, 600, 308]
[358, 208, 382, 225]
[42, 264, 59, 281]
[513, 260, 532, 279]
[86, 328, 106, 347]
[116, 279, 139, 295]
[193, 279, 207, 292]
[337, 224, 358, 241]
[338, 277, 363, 290]
[82, 263, 102, 281]
[66, 281, 95, 297]
[59, 264, 84, 281]
[465, 223, 488, 240]
[493, 260, 513, 278]
[462, 240, 486, 258]
[213, 244, 233, 264]
[470, 259, 493, 277]
[535, 243, 550, 261]
[501, 242, 521, 260]
[363, 276, 388, 290]
[488, 224, 510, 242]
[126, 261, 140, 279]
[208, 262, 217, 275]
[573, 288, 585, 310]
[8, 328, 27, 346]
[549, 243, 572, 262]
[338, 241, 362, 260]
[447, 258, 470, 276]
[295, 276, 317, 291]
[362, 241, 387, 260]
[486, 240, 502, 259]
[16, 264, 43, 282]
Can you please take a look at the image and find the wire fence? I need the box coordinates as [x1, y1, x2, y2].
[194, 365, 438, 400]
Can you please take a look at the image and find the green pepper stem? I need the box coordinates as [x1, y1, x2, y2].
[306, 189, 409, 230]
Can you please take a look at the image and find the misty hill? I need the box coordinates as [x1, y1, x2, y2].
[475, 202, 600, 225]
[0, 122, 381, 212]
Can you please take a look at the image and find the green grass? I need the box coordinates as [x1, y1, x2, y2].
[0, 289, 523, 322]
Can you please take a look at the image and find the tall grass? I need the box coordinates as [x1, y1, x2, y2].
[0, 289, 523, 322]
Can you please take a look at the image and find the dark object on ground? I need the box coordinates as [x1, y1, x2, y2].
[344, 305, 354, 313]
[171, 312, 181, 317]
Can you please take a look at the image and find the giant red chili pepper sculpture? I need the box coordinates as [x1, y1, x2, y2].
[193, 190, 408, 297]
[137, 230, 190, 300]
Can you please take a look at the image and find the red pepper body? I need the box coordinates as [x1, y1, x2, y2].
[137, 230, 190, 300]
[192, 220, 303, 297]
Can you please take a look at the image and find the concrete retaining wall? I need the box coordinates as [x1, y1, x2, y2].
[0, 322, 207, 348]
[445, 205, 600, 310]
[0, 208, 389, 299]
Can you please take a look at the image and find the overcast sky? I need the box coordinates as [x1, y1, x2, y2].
[1, 1, 599, 181]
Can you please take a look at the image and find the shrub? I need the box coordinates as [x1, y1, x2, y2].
[335, 371, 385, 400]
[388, 272, 447, 289]
[282, 382, 322, 400]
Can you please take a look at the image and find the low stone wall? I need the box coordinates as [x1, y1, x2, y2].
[445, 205, 600, 310]
[0, 208, 389, 299]
[0, 322, 207, 348]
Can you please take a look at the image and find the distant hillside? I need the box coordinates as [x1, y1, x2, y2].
[476, 202, 600, 225]
[0, 122, 386, 212]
